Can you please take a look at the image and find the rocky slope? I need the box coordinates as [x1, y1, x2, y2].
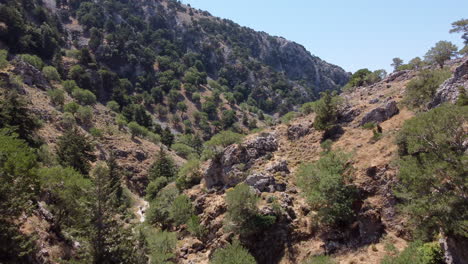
[176, 58, 468, 264]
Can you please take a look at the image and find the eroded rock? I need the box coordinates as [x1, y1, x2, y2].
[429, 58, 468, 108]
[360, 101, 399, 126]
[12, 59, 49, 90]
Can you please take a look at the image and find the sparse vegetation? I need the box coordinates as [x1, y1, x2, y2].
[297, 151, 357, 227]
[210, 240, 256, 264]
[403, 69, 451, 109]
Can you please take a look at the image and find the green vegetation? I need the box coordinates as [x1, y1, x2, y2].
[18, 54, 44, 69]
[303, 255, 336, 264]
[381, 241, 444, 264]
[176, 158, 202, 190]
[424, 41, 458, 68]
[202, 131, 244, 160]
[313, 91, 341, 131]
[344, 68, 386, 90]
[297, 151, 357, 227]
[0, 49, 8, 69]
[169, 194, 193, 226]
[56, 127, 96, 175]
[391, 57, 404, 72]
[42, 66, 61, 81]
[0, 130, 39, 261]
[71, 88, 97, 105]
[210, 240, 256, 264]
[47, 89, 65, 107]
[396, 104, 467, 239]
[403, 69, 451, 109]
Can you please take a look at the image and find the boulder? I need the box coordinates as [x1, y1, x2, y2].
[384, 70, 411, 83]
[12, 59, 49, 90]
[266, 160, 290, 173]
[429, 58, 468, 108]
[245, 173, 276, 192]
[440, 234, 468, 264]
[286, 124, 310, 140]
[360, 101, 399, 126]
[203, 133, 279, 189]
[338, 105, 361, 123]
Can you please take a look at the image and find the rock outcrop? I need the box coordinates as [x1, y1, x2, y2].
[360, 101, 399, 126]
[203, 133, 278, 189]
[12, 59, 49, 90]
[287, 124, 311, 140]
[429, 58, 468, 108]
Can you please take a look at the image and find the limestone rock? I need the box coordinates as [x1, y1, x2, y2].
[12, 59, 49, 90]
[429, 58, 468, 108]
[287, 124, 310, 140]
[360, 101, 399, 125]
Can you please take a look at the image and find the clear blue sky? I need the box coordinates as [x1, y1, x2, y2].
[184, 0, 467, 73]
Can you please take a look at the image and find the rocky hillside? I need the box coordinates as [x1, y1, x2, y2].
[0, 0, 349, 141]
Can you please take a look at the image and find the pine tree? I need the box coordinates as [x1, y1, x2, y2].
[161, 127, 174, 147]
[0, 91, 41, 146]
[148, 149, 177, 181]
[313, 91, 338, 131]
[106, 152, 123, 210]
[56, 127, 96, 175]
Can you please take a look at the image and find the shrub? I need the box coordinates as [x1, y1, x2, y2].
[456, 86, 468, 106]
[280, 111, 297, 123]
[0, 49, 8, 69]
[144, 228, 177, 264]
[296, 151, 357, 227]
[202, 131, 244, 160]
[301, 101, 317, 115]
[169, 194, 193, 226]
[314, 91, 339, 131]
[42, 66, 61, 81]
[62, 80, 79, 93]
[72, 88, 97, 105]
[89, 127, 103, 138]
[64, 102, 80, 114]
[116, 114, 128, 129]
[187, 215, 206, 239]
[76, 106, 93, 126]
[172, 143, 197, 159]
[128, 121, 148, 139]
[60, 112, 76, 129]
[403, 69, 451, 109]
[106, 100, 120, 112]
[210, 240, 256, 264]
[176, 159, 202, 190]
[147, 132, 161, 144]
[145, 177, 169, 202]
[146, 185, 179, 228]
[381, 241, 444, 264]
[395, 104, 467, 238]
[225, 183, 259, 235]
[362, 122, 377, 130]
[48, 89, 65, 107]
[18, 54, 44, 69]
[303, 255, 336, 264]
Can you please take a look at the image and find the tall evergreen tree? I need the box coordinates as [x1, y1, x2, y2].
[0, 91, 41, 146]
[161, 127, 174, 147]
[56, 127, 96, 175]
[106, 151, 123, 210]
[149, 149, 177, 181]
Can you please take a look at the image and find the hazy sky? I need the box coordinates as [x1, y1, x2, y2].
[184, 0, 467, 73]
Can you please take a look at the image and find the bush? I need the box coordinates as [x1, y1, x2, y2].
[89, 127, 103, 138]
[296, 151, 357, 227]
[145, 177, 169, 201]
[146, 185, 179, 228]
[106, 100, 120, 112]
[18, 54, 44, 69]
[225, 183, 259, 235]
[403, 69, 451, 109]
[143, 228, 177, 264]
[42, 66, 61, 81]
[176, 159, 202, 190]
[60, 112, 76, 129]
[76, 106, 93, 126]
[395, 104, 467, 238]
[303, 255, 336, 264]
[362, 122, 377, 130]
[280, 111, 297, 123]
[169, 195, 193, 226]
[210, 240, 256, 264]
[301, 101, 317, 115]
[62, 80, 79, 93]
[187, 215, 206, 239]
[56, 127, 96, 175]
[48, 89, 65, 107]
[381, 241, 444, 264]
[202, 131, 244, 160]
[72, 88, 97, 105]
[0, 49, 8, 69]
[314, 91, 340, 131]
[148, 149, 177, 182]
[64, 102, 80, 114]
[128, 121, 148, 139]
[172, 143, 197, 159]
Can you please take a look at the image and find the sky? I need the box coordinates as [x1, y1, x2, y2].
[183, 0, 467, 73]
